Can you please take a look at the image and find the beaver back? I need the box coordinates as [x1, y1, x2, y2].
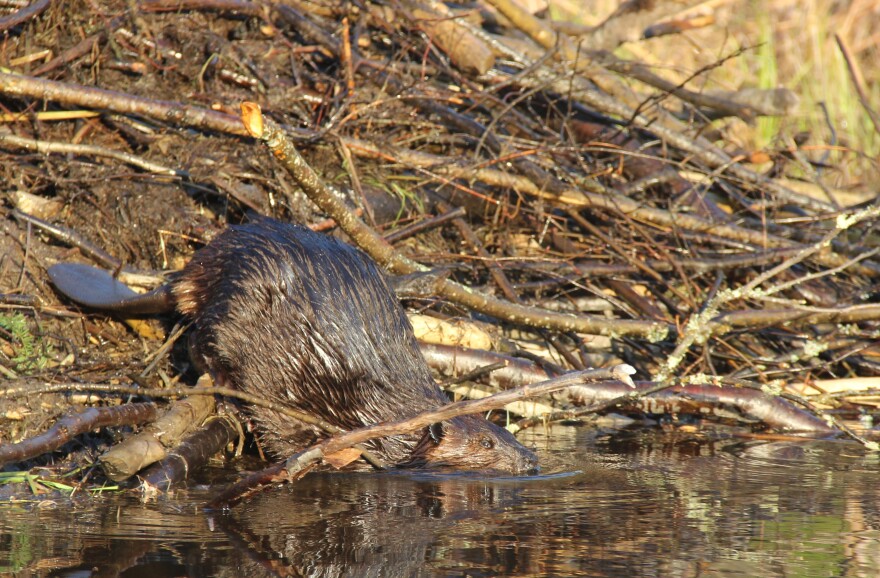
[174, 218, 536, 472]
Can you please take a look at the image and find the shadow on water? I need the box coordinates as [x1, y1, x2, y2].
[1, 425, 879, 577]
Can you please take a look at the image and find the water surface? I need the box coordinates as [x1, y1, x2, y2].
[1, 426, 878, 577]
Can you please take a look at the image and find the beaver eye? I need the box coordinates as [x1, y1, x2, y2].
[480, 436, 495, 449]
[428, 423, 444, 443]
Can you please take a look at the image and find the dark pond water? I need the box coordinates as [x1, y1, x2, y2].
[1, 425, 879, 577]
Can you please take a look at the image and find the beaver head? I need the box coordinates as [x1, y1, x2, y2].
[404, 415, 538, 474]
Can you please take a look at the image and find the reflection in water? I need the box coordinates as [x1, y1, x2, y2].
[217, 472, 550, 577]
[0, 425, 878, 577]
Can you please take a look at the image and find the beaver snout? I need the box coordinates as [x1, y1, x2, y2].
[516, 451, 541, 476]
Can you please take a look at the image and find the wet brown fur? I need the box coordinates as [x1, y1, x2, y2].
[173, 217, 537, 473]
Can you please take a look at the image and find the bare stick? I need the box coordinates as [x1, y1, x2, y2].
[0, 71, 246, 136]
[138, 414, 242, 491]
[100, 376, 216, 481]
[12, 209, 125, 271]
[0, 0, 49, 32]
[421, 343, 835, 433]
[835, 33, 880, 137]
[0, 403, 158, 467]
[284, 365, 635, 473]
[0, 133, 187, 177]
[0, 382, 337, 433]
[209, 364, 635, 507]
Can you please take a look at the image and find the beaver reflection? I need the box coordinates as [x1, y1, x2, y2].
[215, 472, 535, 577]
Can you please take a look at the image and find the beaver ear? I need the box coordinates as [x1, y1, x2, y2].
[427, 422, 445, 443]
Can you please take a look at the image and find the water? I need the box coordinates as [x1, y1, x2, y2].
[1, 425, 878, 577]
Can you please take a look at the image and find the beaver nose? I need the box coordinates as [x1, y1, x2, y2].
[519, 451, 540, 475]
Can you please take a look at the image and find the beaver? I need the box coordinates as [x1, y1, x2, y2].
[48, 217, 538, 474]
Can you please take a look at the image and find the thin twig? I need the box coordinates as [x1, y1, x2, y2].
[835, 33, 880, 137]
[0, 132, 188, 176]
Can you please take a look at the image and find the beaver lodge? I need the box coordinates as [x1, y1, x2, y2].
[1, 0, 879, 505]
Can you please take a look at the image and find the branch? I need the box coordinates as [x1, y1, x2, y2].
[239, 102, 670, 339]
[0, 403, 158, 467]
[209, 364, 635, 508]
